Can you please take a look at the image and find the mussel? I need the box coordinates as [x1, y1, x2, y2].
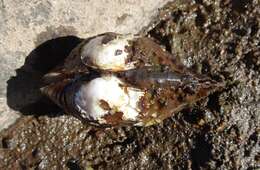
[41, 32, 223, 127]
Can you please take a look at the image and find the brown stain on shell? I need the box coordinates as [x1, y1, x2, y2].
[102, 112, 124, 125]
[137, 79, 223, 125]
[99, 99, 111, 111]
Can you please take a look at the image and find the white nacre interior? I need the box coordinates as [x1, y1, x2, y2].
[74, 75, 144, 121]
[81, 34, 136, 71]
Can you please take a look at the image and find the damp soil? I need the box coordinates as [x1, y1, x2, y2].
[1, 0, 259, 169]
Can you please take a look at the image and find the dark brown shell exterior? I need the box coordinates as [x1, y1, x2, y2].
[41, 32, 224, 127]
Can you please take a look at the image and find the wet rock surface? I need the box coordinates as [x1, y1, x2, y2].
[1, 0, 259, 169]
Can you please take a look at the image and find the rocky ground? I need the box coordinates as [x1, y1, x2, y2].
[0, 0, 259, 169]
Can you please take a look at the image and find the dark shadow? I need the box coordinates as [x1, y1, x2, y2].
[66, 158, 82, 170]
[6, 36, 83, 116]
[183, 108, 205, 125]
[191, 134, 212, 169]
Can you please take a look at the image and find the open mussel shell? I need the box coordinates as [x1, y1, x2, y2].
[41, 32, 224, 127]
[80, 32, 139, 71]
[41, 75, 145, 127]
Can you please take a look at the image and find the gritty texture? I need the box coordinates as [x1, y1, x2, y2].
[0, 0, 171, 130]
[0, 0, 259, 169]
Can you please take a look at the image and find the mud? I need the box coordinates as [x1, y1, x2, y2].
[1, 0, 259, 169]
